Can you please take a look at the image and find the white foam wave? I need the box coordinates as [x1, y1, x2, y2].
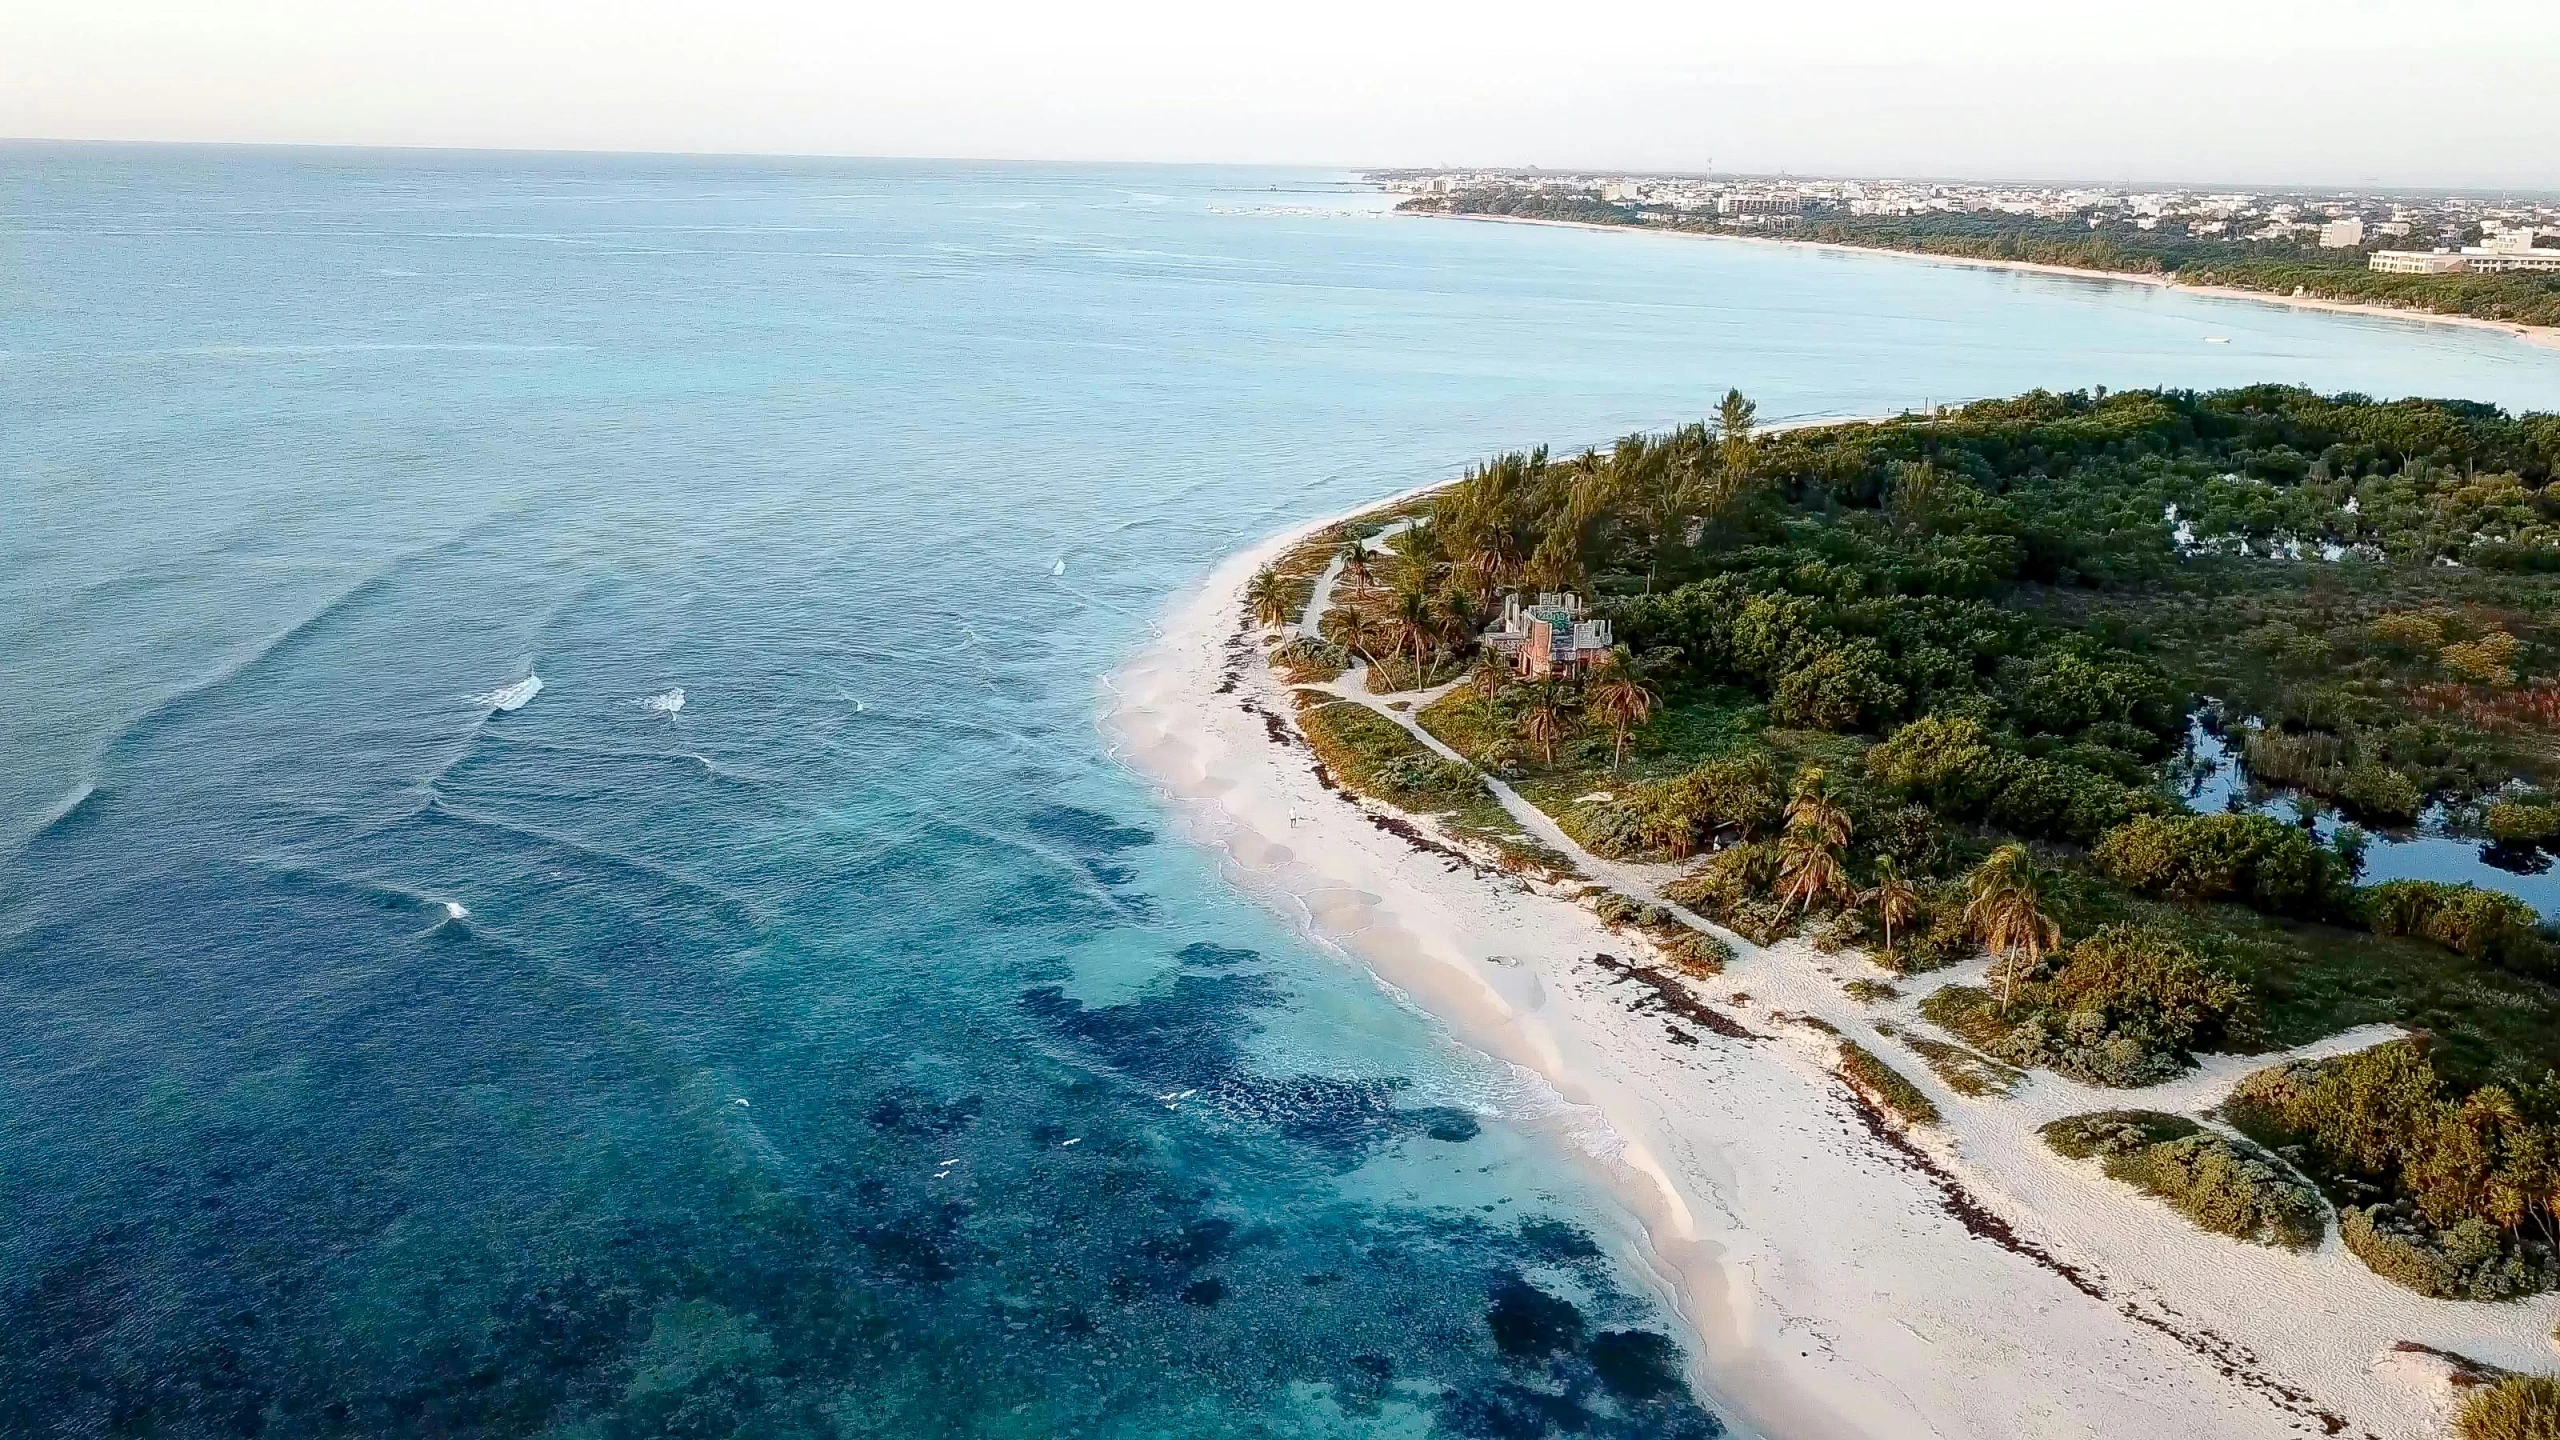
[441, 899, 468, 920]
[475, 675, 543, 712]
[641, 687, 685, 715]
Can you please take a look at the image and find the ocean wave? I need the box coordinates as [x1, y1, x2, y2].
[640, 687, 685, 715]
[13, 782, 107, 857]
[475, 675, 543, 712]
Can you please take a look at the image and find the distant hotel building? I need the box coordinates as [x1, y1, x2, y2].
[1717, 194, 1803, 227]
[2370, 249, 2471, 274]
[2318, 218, 2364, 248]
[2371, 232, 2560, 275]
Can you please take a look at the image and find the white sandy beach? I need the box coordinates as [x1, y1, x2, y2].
[1418, 212, 2560, 357]
[1106, 501, 2560, 1440]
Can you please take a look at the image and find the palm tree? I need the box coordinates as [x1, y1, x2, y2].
[1523, 524, 1583, 595]
[1964, 844, 2061, 1013]
[1387, 586, 1434, 673]
[1248, 566, 1292, 629]
[1775, 825, 1855, 914]
[1470, 651, 1511, 726]
[1515, 679, 1576, 766]
[1434, 589, 1482, 653]
[1339, 536, 1374, 596]
[1784, 767, 1853, 849]
[1861, 856, 1924, 969]
[1584, 647, 1658, 773]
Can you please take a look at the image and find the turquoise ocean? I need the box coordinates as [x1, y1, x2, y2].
[5, 144, 2558, 1438]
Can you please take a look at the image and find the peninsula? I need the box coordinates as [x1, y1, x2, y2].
[1385, 174, 2560, 348]
[1116, 386, 2560, 1439]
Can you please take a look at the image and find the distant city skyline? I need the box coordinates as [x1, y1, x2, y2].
[5, 0, 2557, 189]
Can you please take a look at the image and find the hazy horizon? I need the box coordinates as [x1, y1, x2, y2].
[5, 0, 2556, 190]
[9, 138, 2560, 203]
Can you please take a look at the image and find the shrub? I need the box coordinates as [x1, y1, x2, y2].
[2460, 1375, 2560, 1440]
[2442, 630, 2522, 686]
[1843, 979, 1900, 1003]
[1572, 798, 1650, 858]
[1272, 636, 1351, 682]
[2335, 763, 2424, 825]
[1984, 756, 2152, 845]
[1770, 637, 1906, 731]
[1837, 1040, 1940, 1125]
[1917, 979, 2005, 1043]
[1891, 901, 1976, 973]
[2371, 610, 2446, 653]
[2361, 880, 2552, 974]
[1376, 752, 1489, 805]
[2342, 1205, 2557, 1302]
[2093, 811, 2350, 918]
[1297, 701, 1484, 810]
[2031, 924, 2254, 1057]
[2226, 1043, 2560, 1298]
[1867, 714, 2000, 809]
[2040, 1109, 2201, 1160]
[1929, 925, 2250, 1087]
[1638, 756, 1781, 857]
[2488, 800, 2560, 847]
[1660, 930, 1735, 977]
[1872, 802, 1950, 875]
[2107, 1132, 2327, 1250]
[1592, 891, 1651, 927]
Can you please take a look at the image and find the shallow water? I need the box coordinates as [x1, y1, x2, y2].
[2179, 720, 2560, 917]
[5, 144, 2560, 1438]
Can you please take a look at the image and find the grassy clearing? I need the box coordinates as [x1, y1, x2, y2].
[1836, 1039, 1941, 1126]
[1294, 699, 1487, 813]
[1365, 653, 1470, 695]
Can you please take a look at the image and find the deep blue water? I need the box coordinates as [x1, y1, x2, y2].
[6, 144, 2559, 1439]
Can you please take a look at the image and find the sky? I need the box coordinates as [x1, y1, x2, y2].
[5, 0, 2558, 188]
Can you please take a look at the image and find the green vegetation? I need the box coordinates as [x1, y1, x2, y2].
[1896, 1031, 2023, 1097]
[1272, 384, 2560, 1294]
[1272, 636, 1351, 683]
[2226, 1041, 2560, 1298]
[1923, 924, 2254, 1087]
[1836, 1039, 1940, 1125]
[2461, 1375, 2560, 1440]
[1593, 890, 1734, 976]
[2040, 1110, 2325, 1249]
[1295, 698, 1486, 812]
[1843, 979, 1899, 1004]
[2040, 1109, 2202, 1159]
[1350, 384, 2558, 1098]
[2364, 880, 2553, 974]
[1401, 187, 2560, 330]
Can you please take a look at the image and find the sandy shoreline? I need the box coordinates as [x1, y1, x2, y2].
[1106, 492, 2560, 1440]
[1419, 211, 2560, 356]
